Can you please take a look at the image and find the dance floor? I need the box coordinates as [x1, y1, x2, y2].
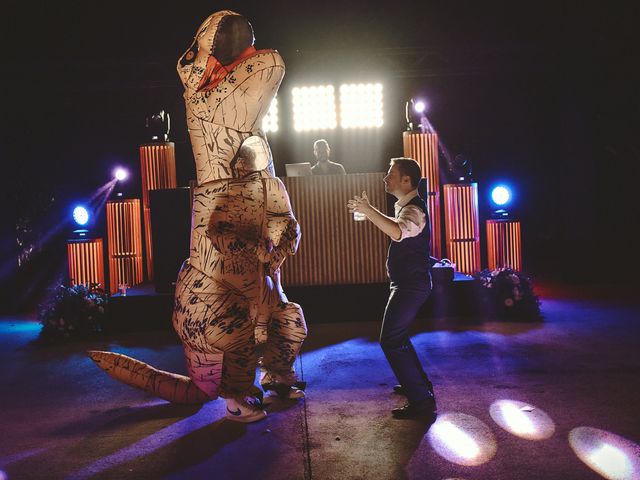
[1, 284, 639, 479]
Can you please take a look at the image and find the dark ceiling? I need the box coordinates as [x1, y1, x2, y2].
[0, 1, 638, 295]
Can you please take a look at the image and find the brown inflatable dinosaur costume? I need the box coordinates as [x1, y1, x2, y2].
[90, 10, 307, 423]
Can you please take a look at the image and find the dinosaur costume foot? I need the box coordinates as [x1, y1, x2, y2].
[225, 396, 267, 423]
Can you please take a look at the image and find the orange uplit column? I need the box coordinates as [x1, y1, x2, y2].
[486, 219, 522, 271]
[139, 142, 177, 280]
[67, 238, 105, 288]
[443, 183, 481, 275]
[403, 132, 441, 258]
[106, 199, 144, 295]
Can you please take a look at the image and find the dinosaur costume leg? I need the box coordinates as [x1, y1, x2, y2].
[255, 178, 308, 391]
[182, 346, 223, 400]
[260, 301, 307, 387]
[173, 260, 258, 399]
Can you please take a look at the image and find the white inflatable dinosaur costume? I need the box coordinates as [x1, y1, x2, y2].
[90, 10, 307, 423]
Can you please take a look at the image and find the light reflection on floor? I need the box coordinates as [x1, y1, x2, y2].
[489, 399, 555, 440]
[0, 447, 49, 480]
[569, 427, 640, 480]
[0, 320, 41, 334]
[0, 447, 48, 467]
[427, 412, 497, 466]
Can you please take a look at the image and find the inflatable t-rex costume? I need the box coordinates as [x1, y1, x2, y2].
[90, 10, 306, 423]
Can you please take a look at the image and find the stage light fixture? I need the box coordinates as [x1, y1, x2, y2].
[491, 185, 511, 206]
[447, 153, 473, 183]
[73, 206, 89, 226]
[114, 167, 129, 182]
[414, 100, 427, 113]
[488, 184, 515, 220]
[291, 85, 337, 131]
[339, 82, 383, 128]
[145, 109, 171, 142]
[405, 98, 422, 131]
[262, 97, 279, 133]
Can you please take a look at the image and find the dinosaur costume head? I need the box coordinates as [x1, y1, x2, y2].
[177, 11, 255, 92]
[177, 10, 284, 181]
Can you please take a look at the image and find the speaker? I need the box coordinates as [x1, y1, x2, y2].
[149, 188, 191, 294]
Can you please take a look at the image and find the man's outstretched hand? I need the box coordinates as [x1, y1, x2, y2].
[347, 191, 371, 217]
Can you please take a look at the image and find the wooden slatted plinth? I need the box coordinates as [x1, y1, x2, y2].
[67, 238, 105, 288]
[106, 199, 144, 295]
[486, 219, 522, 271]
[281, 173, 389, 286]
[443, 183, 481, 275]
[139, 142, 177, 280]
[403, 132, 442, 258]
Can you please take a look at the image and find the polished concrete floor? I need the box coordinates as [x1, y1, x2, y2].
[1, 284, 639, 479]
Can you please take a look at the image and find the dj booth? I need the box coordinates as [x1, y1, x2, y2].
[280, 172, 390, 287]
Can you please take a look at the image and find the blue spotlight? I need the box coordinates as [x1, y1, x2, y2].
[491, 185, 512, 206]
[73, 206, 90, 226]
[489, 184, 515, 219]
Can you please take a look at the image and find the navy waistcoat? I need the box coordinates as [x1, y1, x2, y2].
[386, 194, 431, 285]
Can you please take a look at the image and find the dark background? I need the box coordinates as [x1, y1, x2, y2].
[1, 1, 638, 313]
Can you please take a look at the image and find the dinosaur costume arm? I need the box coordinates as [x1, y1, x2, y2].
[257, 178, 301, 274]
[208, 218, 261, 255]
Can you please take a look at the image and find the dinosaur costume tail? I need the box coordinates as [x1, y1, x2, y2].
[88, 350, 210, 404]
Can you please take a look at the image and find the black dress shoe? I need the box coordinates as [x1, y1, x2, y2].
[392, 399, 437, 420]
[393, 384, 406, 395]
[393, 384, 435, 398]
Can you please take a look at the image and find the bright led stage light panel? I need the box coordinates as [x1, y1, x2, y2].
[339, 83, 383, 128]
[291, 85, 337, 131]
[262, 97, 279, 133]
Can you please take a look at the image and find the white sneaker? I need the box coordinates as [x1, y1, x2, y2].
[225, 397, 267, 423]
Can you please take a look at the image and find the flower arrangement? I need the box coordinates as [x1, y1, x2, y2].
[38, 282, 109, 340]
[473, 267, 541, 320]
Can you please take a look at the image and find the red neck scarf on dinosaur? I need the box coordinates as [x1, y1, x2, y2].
[197, 46, 267, 92]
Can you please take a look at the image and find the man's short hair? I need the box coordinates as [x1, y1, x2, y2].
[390, 157, 421, 188]
[313, 139, 329, 150]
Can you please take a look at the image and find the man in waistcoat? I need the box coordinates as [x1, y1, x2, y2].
[347, 157, 436, 420]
